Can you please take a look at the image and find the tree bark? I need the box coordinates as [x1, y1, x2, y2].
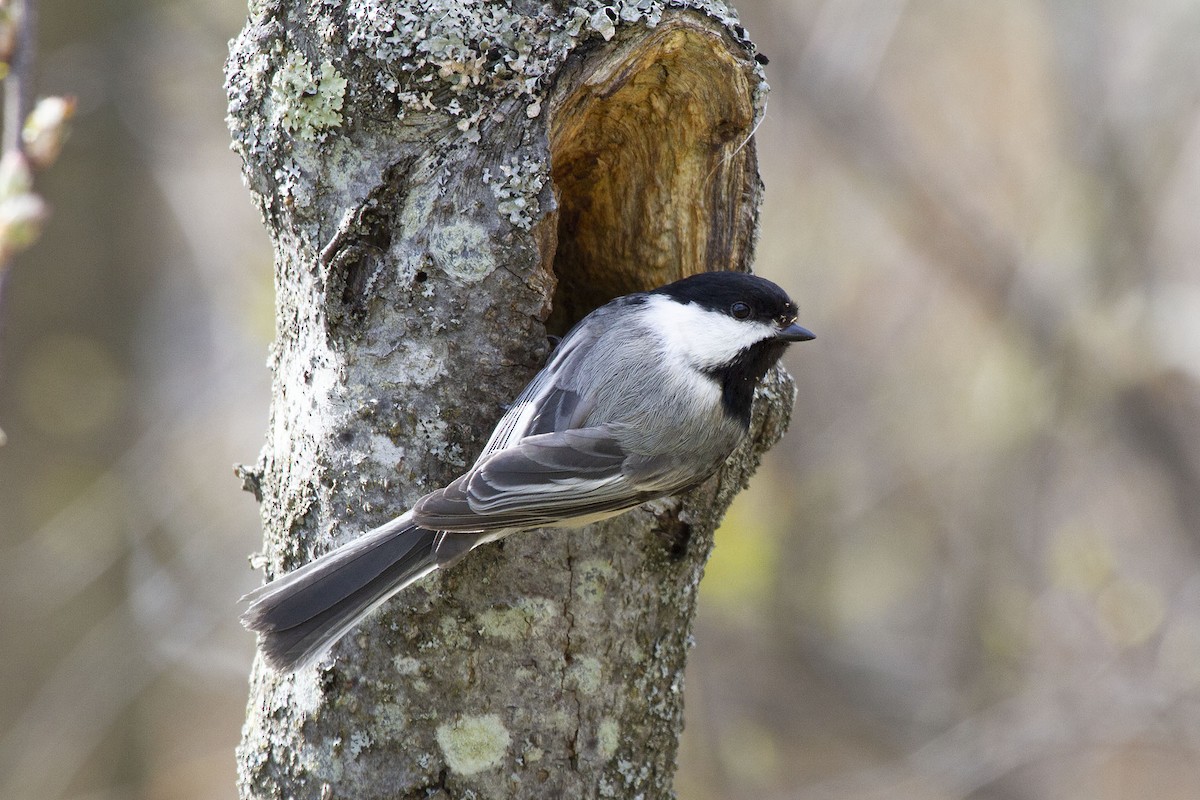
[227, 2, 790, 798]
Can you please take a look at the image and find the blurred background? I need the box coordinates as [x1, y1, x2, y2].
[2, 1, 1199, 798]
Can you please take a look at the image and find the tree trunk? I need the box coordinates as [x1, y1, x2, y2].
[227, 2, 790, 798]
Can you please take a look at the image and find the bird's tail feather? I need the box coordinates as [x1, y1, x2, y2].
[240, 512, 475, 672]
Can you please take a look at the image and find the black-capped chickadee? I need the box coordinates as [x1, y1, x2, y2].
[242, 270, 814, 671]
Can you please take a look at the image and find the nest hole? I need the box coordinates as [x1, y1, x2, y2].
[545, 17, 762, 335]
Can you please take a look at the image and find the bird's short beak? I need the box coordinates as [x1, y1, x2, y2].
[777, 321, 815, 342]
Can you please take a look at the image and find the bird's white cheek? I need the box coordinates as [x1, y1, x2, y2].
[646, 296, 774, 368]
[689, 318, 774, 364]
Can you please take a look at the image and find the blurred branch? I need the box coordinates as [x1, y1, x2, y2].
[0, 0, 75, 446]
[0, 0, 41, 282]
[0, 351, 262, 798]
[0, 0, 32, 154]
[795, 57, 1063, 352]
[794, 26, 1200, 539]
[784, 674, 1177, 800]
[0, 0, 75, 276]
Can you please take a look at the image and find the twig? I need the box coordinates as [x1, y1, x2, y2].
[1, 0, 33, 155]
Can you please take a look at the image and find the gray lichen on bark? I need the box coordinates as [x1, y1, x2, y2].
[228, 1, 793, 798]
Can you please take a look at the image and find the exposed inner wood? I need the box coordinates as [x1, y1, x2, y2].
[548, 17, 760, 334]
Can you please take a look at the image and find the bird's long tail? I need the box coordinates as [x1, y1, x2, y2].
[240, 512, 477, 672]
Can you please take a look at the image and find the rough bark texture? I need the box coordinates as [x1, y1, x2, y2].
[227, 2, 791, 798]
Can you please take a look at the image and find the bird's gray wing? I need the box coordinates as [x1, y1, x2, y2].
[412, 425, 689, 532]
[418, 298, 683, 531]
[470, 310, 614, 458]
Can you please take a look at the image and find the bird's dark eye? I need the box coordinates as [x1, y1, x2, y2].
[731, 301, 751, 319]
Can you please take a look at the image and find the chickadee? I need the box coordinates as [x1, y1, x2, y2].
[241, 270, 814, 671]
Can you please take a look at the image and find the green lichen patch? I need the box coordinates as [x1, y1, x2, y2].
[596, 718, 620, 760]
[428, 220, 495, 283]
[269, 49, 348, 141]
[435, 714, 512, 775]
[477, 596, 559, 639]
[567, 655, 605, 693]
[573, 558, 617, 606]
[482, 157, 548, 230]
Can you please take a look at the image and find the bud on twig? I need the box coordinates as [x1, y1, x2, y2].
[0, 188, 45, 261]
[0, 148, 30, 195]
[0, 2, 16, 67]
[22, 95, 75, 168]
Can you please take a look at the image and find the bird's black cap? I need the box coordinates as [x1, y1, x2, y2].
[651, 271, 800, 327]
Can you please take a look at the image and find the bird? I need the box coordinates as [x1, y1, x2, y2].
[241, 270, 814, 671]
